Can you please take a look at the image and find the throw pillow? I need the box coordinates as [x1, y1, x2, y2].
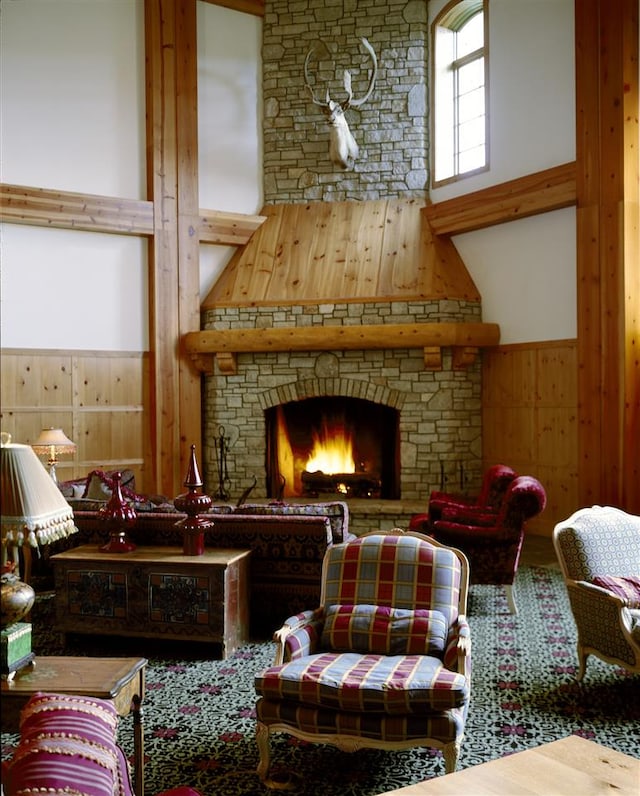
[83, 469, 140, 501]
[3, 691, 128, 796]
[591, 575, 640, 608]
[321, 603, 448, 656]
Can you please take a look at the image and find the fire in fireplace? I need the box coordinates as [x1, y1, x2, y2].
[265, 396, 400, 499]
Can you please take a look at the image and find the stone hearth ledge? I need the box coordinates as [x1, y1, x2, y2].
[183, 321, 500, 375]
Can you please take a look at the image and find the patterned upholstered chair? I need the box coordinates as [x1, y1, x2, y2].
[409, 464, 517, 533]
[429, 475, 546, 614]
[553, 505, 640, 680]
[254, 530, 471, 785]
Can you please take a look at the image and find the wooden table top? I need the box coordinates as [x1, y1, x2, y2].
[380, 736, 640, 795]
[51, 544, 251, 565]
[1, 656, 147, 700]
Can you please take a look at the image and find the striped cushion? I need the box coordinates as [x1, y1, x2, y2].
[256, 697, 466, 743]
[3, 691, 130, 796]
[321, 604, 448, 656]
[592, 575, 640, 608]
[255, 652, 468, 714]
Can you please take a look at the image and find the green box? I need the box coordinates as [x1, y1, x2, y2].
[1, 622, 33, 676]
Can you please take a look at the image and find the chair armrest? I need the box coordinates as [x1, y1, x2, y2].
[573, 579, 628, 605]
[444, 615, 471, 676]
[567, 580, 639, 642]
[440, 506, 497, 526]
[273, 608, 324, 664]
[433, 518, 502, 541]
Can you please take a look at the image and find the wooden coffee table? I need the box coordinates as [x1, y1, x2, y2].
[379, 736, 640, 795]
[1, 655, 147, 796]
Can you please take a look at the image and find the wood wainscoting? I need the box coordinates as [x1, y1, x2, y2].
[1, 341, 578, 531]
[482, 340, 578, 537]
[0, 349, 150, 490]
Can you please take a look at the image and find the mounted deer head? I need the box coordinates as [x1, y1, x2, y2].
[304, 37, 378, 170]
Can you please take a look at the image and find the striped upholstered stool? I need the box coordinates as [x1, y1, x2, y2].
[1, 691, 202, 796]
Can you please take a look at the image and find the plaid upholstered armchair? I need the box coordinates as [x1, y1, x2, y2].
[553, 505, 640, 679]
[254, 530, 471, 785]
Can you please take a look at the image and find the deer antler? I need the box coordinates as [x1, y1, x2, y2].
[304, 39, 333, 107]
[303, 37, 378, 170]
[342, 38, 378, 109]
[303, 37, 377, 111]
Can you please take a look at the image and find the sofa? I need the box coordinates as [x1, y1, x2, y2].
[1, 691, 201, 796]
[55, 472, 353, 637]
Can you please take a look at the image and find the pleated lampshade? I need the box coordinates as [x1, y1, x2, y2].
[1, 433, 78, 565]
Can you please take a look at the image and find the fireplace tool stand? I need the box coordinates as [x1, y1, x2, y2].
[213, 426, 231, 501]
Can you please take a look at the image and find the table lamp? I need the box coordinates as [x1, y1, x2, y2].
[31, 427, 76, 484]
[1, 432, 78, 577]
[1, 432, 77, 677]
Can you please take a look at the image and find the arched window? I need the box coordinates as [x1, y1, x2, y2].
[431, 0, 488, 186]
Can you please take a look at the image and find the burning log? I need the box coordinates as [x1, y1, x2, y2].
[302, 470, 381, 498]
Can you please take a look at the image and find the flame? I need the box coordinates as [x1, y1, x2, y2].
[305, 418, 355, 474]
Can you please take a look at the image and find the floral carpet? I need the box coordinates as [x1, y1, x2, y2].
[2, 565, 639, 795]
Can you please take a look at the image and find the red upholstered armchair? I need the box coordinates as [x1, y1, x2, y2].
[409, 464, 517, 533]
[429, 475, 546, 614]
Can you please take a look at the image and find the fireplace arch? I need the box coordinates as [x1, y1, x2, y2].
[265, 394, 401, 500]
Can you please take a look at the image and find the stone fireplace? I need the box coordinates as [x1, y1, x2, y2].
[193, 1, 500, 533]
[200, 298, 485, 531]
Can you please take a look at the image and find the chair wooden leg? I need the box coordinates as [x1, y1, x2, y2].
[576, 646, 588, 681]
[256, 721, 271, 783]
[505, 584, 518, 614]
[442, 740, 461, 774]
[256, 722, 300, 791]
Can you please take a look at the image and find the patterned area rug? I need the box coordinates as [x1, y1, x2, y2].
[2, 565, 639, 795]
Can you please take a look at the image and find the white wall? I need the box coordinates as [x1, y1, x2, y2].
[1, 0, 576, 350]
[429, 0, 576, 343]
[0, 0, 262, 351]
[197, 2, 263, 297]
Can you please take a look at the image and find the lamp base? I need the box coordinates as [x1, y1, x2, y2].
[100, 532, 137, 554]
[1, 622, 35, 680]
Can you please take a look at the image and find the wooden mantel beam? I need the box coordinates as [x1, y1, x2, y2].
[423, 161, 577, 236]
[183, 321, 500, 374]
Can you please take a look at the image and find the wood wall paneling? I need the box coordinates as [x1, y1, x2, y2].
[0, 350, 148, 490]
[482, 341, 578, 536]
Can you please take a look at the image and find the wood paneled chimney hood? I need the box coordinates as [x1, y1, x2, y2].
[187, 198, 501, 374]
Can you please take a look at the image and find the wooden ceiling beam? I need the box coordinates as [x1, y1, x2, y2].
[0, 182, 265, 246]
[199, 208, 267, 245]
[423, 161, 577, 236]
[0, 183, 154, 236]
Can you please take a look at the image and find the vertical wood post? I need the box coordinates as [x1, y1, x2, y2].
[145, 0, 202, 498]
[575, 0, 639, 511]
